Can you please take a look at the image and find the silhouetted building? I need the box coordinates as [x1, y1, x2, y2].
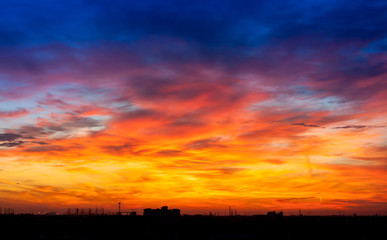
[267, 211, 283, 219]
[45, 211, 57, 216]
[143, 206, 180, 218]
[119, 211, 137, 216]
[267, 211, 283, 216]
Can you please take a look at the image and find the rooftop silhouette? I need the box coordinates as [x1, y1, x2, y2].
[144, 206, 180, 218]
[0, 213, 386, 239]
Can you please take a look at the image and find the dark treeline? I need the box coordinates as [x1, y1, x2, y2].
[0, 214, 386, 240]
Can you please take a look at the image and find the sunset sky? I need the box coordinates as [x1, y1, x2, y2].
[1, 0, 387, 215]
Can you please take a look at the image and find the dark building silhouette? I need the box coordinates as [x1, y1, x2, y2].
[143, 206, 180, 217]
[0, 213, 386, 239]
[267, 211, 283, 216]
[267, 211, 283, 220]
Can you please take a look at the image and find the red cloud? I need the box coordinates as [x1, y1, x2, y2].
[0, 108, 29, 118]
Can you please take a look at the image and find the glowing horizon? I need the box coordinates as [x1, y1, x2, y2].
[0, 0, 387, 215]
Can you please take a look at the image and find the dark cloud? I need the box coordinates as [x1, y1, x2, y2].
[292, 122, 321, 128]
[168, 116, 203, 127]
[16, 126, 47, 137]
[334, 125, 385, 129]
[137, 79, 205, 101]
[0, 133, 23, 142]
[185, 138, 225, 150]
[0, 141, 24, 147]
[238, 130, 270, 140]
[33, 141, 48, 145]
[63, 116, 102, 129]
[167, 110, 207, 127]
[237, 123, 323, 141]
[351, 156, 386, 162]
[117, 108, 160, 121]
[0, 115, 105, 151]
[276, 197, 315, 203]
[0, 133, 24, 148]
[46, 125, 67, 132]
[24, 145, 66, 153]
[155, 150, 186, 157]
[37, 93, 69, 108]
[14, 116, 103, 138]
[100, 142, 137, 155]
[101, 144, 135, 152]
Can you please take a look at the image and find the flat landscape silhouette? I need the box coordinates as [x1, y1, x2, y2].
[1, 213, 386, 240]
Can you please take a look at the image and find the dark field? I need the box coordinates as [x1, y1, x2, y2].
[0, 215, 386, 240]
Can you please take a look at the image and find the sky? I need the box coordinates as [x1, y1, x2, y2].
[0, 0, 387, 215]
